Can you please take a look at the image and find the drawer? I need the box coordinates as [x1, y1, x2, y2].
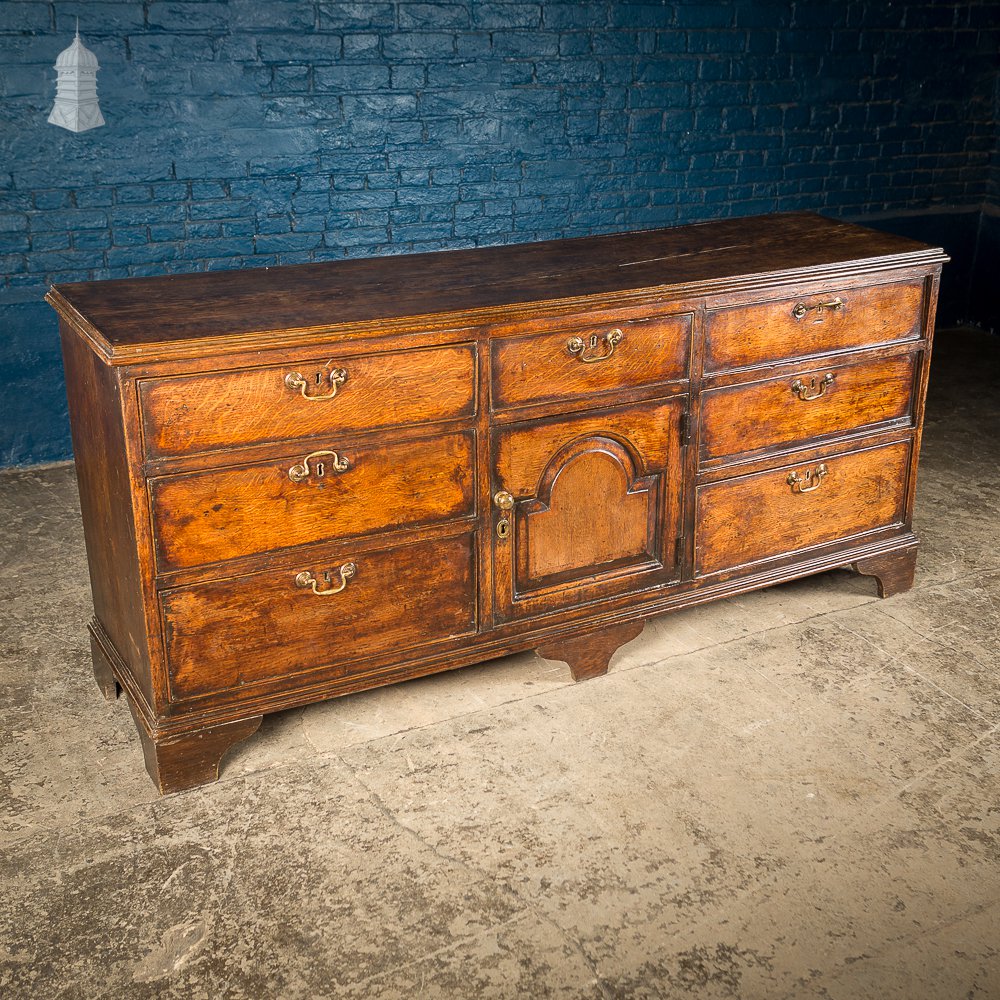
[704, 280, 923, 373]
[140, 343, 476, 458]
[700, 353, 918, 463]
[151, 430, 476, 571]
[491, 312, 690, 409]
[696, 439, 910, 576]
[162, 532, 477, 700]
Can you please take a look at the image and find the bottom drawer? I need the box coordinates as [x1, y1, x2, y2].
[696, 440, 911, 576]
[162, 532, 477, 700]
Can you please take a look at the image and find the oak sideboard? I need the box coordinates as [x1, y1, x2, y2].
[48, 212, 947, 793]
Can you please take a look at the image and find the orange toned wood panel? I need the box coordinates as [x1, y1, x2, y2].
[151, 431, 476, 571]
[162, 533, 477, 699]
[494, 399, 677, 497]
[704, 280, 923, 373]
[494, 399, 685, 622]
[696, 440, 911, 576]
[491, 313, 690, 409]
[517, 437, 659, 590]
[700, 353, 917, 462]
[140, 343, 476, 458]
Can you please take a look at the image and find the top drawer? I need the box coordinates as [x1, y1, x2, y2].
[491, 312, 691, 410]
[704, 280, 924, 374]
[139, 343, 477, 458]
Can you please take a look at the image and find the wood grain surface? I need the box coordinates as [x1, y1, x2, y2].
[47, 213, 944, 360]
[696, 440, 911, 576]
[700, 352, 917, 462]
[491, 312, 690, 409]
[705, 279, 923, 372]
[140, 343, 476, 457]
[162, 533, 477, 699]
[151, 430, 476, 570]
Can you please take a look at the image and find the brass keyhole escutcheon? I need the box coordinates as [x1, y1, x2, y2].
[494, 490, 514, 541]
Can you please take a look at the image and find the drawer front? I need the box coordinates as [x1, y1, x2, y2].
[696, 440, 910, 576]
[162, 533, 477, 700]
[491, 313, 691, 409]
[140, 343, 476, 457]
[151, 430, 476, 571]
[704, 280, 923, 373]
[700, 353, 918, 462]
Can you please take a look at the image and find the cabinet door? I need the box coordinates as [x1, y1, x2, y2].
[492, 398, 686, 622]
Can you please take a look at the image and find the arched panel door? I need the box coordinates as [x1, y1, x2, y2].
[492, 397, 687, 622]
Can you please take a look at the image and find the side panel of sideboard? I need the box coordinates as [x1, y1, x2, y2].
[60, 327, 156, 709]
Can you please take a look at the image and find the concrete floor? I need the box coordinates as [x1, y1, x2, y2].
[1, 327, 998, 999]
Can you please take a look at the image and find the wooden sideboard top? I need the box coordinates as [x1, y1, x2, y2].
[48, 211, 947, 364]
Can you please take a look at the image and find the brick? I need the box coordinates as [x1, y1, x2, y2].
[110, 204, 186, 225]
[318, 3, 396, 30]
[399, 3, 470, 29]
[0, 234, 30, 253]
[72, 231, 113, 250]
[543, 3, 608, 30]
[147, 3, 229, 32]
[472, 4, 540, 29]
[230, 0, 317, 31]
[32, 209, 109, 232]
[0, 214, 28, 232]
[492, 30, 558, 57]
[343, 33, 380, 58]
[129, 35, 215, 62]
[382, 32, 455, 59]
[315, 64, 390, 91]
[0, 2, 51, 32]
[113, 227, 150, 247]
[391, 65, 426, 89]
[259, 34, 343, 63]
[342, 93, 417, 118]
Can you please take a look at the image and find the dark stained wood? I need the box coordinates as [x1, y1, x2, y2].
[162, 533, 477, 699]
[491, 312, 690, 409]
[537, 620, 646, 682]
[700, 352, 918, 463]
[90, 628, 121, 701]
[704, 279, 924, 373]
[853, 546, 918, 598]
[151, 429, 476, 571]
[140, 343, 477, 458]
[129, 704, 264, 795]
[696, 440, 912, 576]
[51, 214, 946, 793]
[47, 213, 946, 363]
[61, 329, 156, 707]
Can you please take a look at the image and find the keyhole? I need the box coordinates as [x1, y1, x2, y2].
[315, 372, 322, 385]
[315, 462, 325, 477]
[590, 334, 598, 348]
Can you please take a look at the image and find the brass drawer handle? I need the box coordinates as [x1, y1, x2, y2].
[786, 464, 828, 494]
[791, 373, 835, 400]
[566, 328, 623, 363]
[295, 562, 356, 596]
[285, 367, 348, 400]
[791, 298, 843, 321]
[288, 449, 350, 483]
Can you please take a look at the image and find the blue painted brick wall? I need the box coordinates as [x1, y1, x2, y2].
[1, 0, 998, 465]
